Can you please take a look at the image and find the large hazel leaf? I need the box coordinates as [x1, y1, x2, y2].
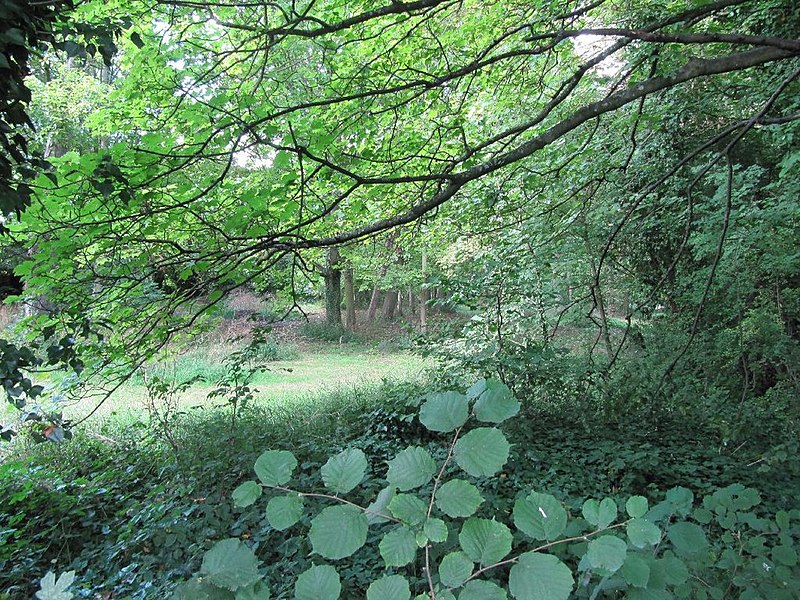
[321, 448, 367, 494]
[294, 565, 340, 600]
[366, 575, 411, 600]
[254, 450, 296, 486]
[424, 518, 449, 543]
[582, 498, 617, 530]
[667, 522, 708, 557]
[200, 538, 261, 591]
[419, 391, 470, 432]
[266, 493, 304, 531]
[454, 428, 510, 478]
[438, 551, 474, 588]
[587, 535, 627, 572]
[379, 526, 417, 567]
[458, 580, 508, 600]
[435, 479, 484, 518]
[459, 518, 512, 566]
[309, 505, 368, 559]
[508, 553, 573, 600]
[626, 518, 661, 548]
[620, 554, 650, 588]
[514, 492, 567, 541]
[625, 496, 649, 518]
[366, 485, 396, 524]
[232, 481, 262, 508]
[387, 446, 436, 491]
[472, 379, 520, 424]
[389, 493, 428, 527]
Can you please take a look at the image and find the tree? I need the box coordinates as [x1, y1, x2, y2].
[4, 0, 800, 413]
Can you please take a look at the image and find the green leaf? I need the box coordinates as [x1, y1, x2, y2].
[36, 571, 75, 600]
[235, 580, 270, 600]
[626, 496, 649, 518]
[582, 498, 618, 529]
[321, 448, 367, 494]
[667, 522, 708, 557]
[201, 538, 261, 591]
[387, 446, 437, 491]
[514, 492, 567, 541]
[309, 505, 368, 559]
[508, 552, 574, 600]
[620, 554, 650, 588]
[389, 493, 428, 527]
[419, 391, 470, 432]
[454, 428, 510, 478]
[587, 535, 627, 573]
[472, 379, 520, 424]
[626, 518, 661, 548]
[438, 551, 474, 588]
[458, 580, 508, 600]
[459, 518, 512, 566]
[366, 485, 397, 524]
[294, 565, 340, 600]
[366, 575, 411, 600]
[436, 479, 484, 518]
[379, 526, 417, 567]
[232, 481, 262, 508]
[658, 555, 689, 585]
[425, 518, 449, 543]
[266, 494, 304, 531]
[254, 450, 296, 486]
[772, 545, 798, 567]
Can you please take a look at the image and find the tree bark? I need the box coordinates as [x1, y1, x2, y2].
[382, 289, 398, 321]
[344, 267, 356, 330]
[324, 247, 342, 326]
[420, 252, 429, 333]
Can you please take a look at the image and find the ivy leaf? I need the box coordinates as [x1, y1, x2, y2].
[508, 552, 573, 600]
[626, 518, 661, 548]
[36, 571, 75, 600]
[232, 481, 262, 508]
[309, 505, 368, 559]
[387, 447, 436, 491]
[379, 526, 417, 567]
[366, 575, 411, 600]
[419, 391, 469, 432]
[389, 493, 428, 527]
[587, 535, 627, 572]
[514, 492, 567, 541]
[366, 485, 396, 524]
[458, 518, 512, 566]
[458, 580, 508, 600]
[254, 450, 296, 486]
[438, 551, 473, 588]
[436, 479, 484, 518]
[200, 538, 261, 591]
[266, 494, 304, 531]
[294, 565, 340, 600]
[667, 522, 708, 557]
[472, 379, 520, 424]
[321, 448, 367, 494]
[454, 428, 510, 478]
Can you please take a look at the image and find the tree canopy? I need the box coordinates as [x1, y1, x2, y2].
[1, 0, 799, 417]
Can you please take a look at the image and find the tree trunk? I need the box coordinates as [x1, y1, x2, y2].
[344, 267, 356, 331]
[382, 289, 398, 321]
[324, 247, 342, 327]
[367, 282, 381, 322]
[420, 252, 429, 333]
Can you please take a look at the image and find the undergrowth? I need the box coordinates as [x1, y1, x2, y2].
[1, 379, 798, 598]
